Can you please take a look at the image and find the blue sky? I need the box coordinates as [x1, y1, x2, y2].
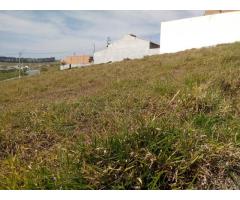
[0, 11, 203, 58]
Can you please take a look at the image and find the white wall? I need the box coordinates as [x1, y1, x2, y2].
[160, 11, 240, 54]
[147, 48, 160, 56]
[94, 35, 160, 64]
[60, 63, 91, 70]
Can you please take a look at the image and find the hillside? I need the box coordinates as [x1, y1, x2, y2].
[1, 43, 240, 189]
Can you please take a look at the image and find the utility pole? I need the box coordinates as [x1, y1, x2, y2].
[69, 53, 73, 69]
[18, 52, 22, 79]
[93, 43, 95, 55]
[106, 37, 111, 47]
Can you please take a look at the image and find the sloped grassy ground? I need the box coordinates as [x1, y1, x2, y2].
[1, 43, 240, 189]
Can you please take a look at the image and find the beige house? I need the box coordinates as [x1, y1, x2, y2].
[60, 55, 93, 70]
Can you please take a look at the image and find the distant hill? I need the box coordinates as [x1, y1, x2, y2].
[0, 42, 240, 189]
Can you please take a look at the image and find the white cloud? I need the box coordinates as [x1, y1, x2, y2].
[0, 13, 61, 38]
[0, 11, 203, 58]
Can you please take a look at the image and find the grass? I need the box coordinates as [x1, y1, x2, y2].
[1, 43, 240, 189]
[0, 69, 20, 81]
[0, 62, 59, 81]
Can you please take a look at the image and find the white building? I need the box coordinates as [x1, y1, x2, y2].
[94, 34, 160, 64]
[160, 11, 240, 54]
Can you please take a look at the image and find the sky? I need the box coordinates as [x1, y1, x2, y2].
[0, 10, 204, 58]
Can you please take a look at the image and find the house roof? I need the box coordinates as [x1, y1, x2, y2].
[95, 34, 160, 53]
[125, 34, 159, 46]
[108, 34, 159, 49]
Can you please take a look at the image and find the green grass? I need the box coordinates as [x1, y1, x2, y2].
[0, 70, 19, 81]
[1, 43, 240, 189]
[0, 62, 59, 82]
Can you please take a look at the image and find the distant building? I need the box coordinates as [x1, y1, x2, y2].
[160, 11, 240, 54]
[94, 34, 160, 64]
[60, 55, 93, 70]
[0, 56, 55, 63]
[204, 10, 238, 15]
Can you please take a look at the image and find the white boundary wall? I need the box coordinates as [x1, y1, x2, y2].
[60, 64, 91, 70]
[94, 35, 160, 64]
[160, 11, 240, 54]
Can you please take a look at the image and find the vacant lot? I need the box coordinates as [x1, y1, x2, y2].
[0, 43, 240, 189]
[0, 62, 59, 81]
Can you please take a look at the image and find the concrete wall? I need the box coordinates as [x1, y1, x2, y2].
[26, 69, 40, 76]
[148, 48, 160, 56]
[160, 11, 240, 54]
[60, 63, 91, 70]
[94, 35, 160, 64]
